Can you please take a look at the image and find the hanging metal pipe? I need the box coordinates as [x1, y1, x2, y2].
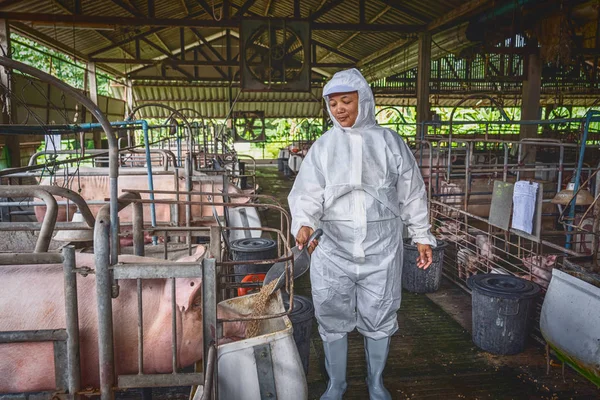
[78, 120, 157, 241]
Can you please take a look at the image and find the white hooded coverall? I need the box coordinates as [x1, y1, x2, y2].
[288, 69, 436, 343]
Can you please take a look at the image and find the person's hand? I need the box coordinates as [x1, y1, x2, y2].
[296, 226, 319, 255]
[416, 243, 433, 269]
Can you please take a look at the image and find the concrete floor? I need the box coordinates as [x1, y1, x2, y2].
[253, 165, 600, 400]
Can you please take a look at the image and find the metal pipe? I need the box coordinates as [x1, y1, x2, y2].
[137, 278, 144, 374]
[201, 345, 216, 400]
[0, 329, 67, 343]
[133, 200, 145, 257]
[185, 155, 192, 253]
[0, 187, 58, 253]
[0, 253, 63, 265]
[62, 245, 81, 399]
[566, 110, 600, 249]
[37, 185, 95, 227]
[202, 257, 217, 377]
[558, 145, 565, 195]
[94, 210, 115, 400]
[171, 278, 178, 372]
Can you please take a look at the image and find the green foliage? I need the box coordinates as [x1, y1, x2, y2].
[10, 34, 116, 96]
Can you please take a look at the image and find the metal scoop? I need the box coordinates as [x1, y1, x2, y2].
[263, 229, 323, 295]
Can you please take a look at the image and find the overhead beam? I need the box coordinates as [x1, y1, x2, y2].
[190, 28, 226, 62]
[427, 0, 491, 32]
[377, 0, 430, 23]
[147, 0, 155, 18]
[357, 37, 412, 66]
[107, 0, 144, 17]
[141, 37, 195, 79]
[319, 5, 391, 63]
[312, 39, 358, 63]
[0, 12, 238, 28]
[51, 0, 138, 60]
[0, 12, 423, 32]
[312, 22, 423, 33]
[153, 32, 172, 54]
[234, 0, 258, 17]
[0, 0, 25, 9]
[263, 0, 273, 16]
[194, 0, 214, 16]
[310, 0, 344, 20]
[90, 58, 239, 66]
[89, 26, 164, 56]
[90, 57, 353, 69]
[135, 98, 322, 103]
[127, 29, 234, 77]
[294, 0, 301, 18]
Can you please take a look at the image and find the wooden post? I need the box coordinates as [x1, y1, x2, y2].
[519, 45, 542, 176]
[416, 32, 431, 138]
[86, 61, 102, 149]
[0, 19, 20, 167]
[125, 78, 134, 117]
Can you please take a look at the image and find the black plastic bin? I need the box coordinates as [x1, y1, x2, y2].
[282, 293, 314, 376]
[230, 238, 278, 283]
[402, 239, 448, 293]
[238, 161, 247, 189]
[468, 274, 541, 355]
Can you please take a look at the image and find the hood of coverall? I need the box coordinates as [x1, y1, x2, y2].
[323, 68, 377, 131]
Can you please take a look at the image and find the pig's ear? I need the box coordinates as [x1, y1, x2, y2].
[171, 277, 202, 311]
[187, 281, 202, 311]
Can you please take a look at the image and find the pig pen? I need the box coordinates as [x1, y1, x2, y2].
[0, 191, 299, 400]
[414, 120, 598, 388]
[0, 57, 300, 399]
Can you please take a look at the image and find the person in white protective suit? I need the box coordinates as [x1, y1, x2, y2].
[288, 68, 437, 400]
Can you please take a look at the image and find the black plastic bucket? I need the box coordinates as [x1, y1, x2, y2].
[402, 239, 448, 293]
[238, 161, 247, 189]
[230, 238, 278, 283]
[468, 274, 541, 355]
[283, 160, 291, 177]
[282, 293, 314, 376]
[277, 149, 289, 172]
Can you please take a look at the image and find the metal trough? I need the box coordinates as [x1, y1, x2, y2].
[540, 268, 600, 386]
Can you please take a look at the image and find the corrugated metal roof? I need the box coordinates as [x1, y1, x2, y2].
[19, 0, 595, 118]
[133, 84, 324, 118]
[5, 0, 477, 75]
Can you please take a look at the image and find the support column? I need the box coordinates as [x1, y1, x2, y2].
[519, 45, 542, 174]
[416, 32, 431, 138]
[125, 79, 133, 118]
[0, 19, 20, 168]
[86, 61, 102, 149]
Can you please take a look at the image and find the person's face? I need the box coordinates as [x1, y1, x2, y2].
[328, 91, 359, 128]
